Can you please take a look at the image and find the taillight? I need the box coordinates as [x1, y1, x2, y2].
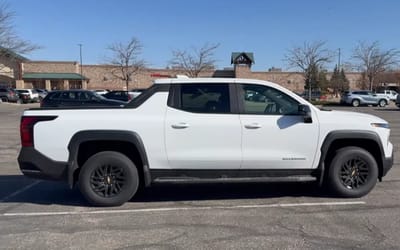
[20, 116, 57, 147]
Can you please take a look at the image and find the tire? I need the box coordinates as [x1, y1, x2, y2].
[327, 147, 378, 198]
[78, 151, 139, 206]
[378, 99, 387, 107]
[352, 99, 360, 107]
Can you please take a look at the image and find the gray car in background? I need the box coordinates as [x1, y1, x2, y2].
[340, 90, 389, 107]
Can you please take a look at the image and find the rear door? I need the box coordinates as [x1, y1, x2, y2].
[165, 83, 242, 169]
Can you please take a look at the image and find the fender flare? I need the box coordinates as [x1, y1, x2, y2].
[67, 130, 151, 188]
[317, 130, 384, 185]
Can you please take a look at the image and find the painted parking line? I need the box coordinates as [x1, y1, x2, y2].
[2, 201, 365, 217]
[0, 180, 42, 202]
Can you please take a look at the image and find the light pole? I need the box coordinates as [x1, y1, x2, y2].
[78, 44, 83, 88]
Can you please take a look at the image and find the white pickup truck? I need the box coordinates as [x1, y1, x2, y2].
[18, 78, 394, 206]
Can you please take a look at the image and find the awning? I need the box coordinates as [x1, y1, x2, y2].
[23, 73, 88, 80]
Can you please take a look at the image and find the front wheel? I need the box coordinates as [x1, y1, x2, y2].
[352, 99, 360, 107]
[327, 147, 378, 198]
[378, 99, 387, 107]
[78, 151, 139, 206]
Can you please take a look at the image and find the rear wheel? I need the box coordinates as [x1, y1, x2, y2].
[378, 99, 387, 107]
[352, 99, 360, 107]
[78, 151, 139, 206]
[327, 147, 378, 198]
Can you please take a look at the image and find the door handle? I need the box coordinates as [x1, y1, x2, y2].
[244, 123, 262, 129]
[171, 122, 190, 129]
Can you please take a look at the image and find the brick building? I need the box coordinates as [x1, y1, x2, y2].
[0, 50, 364, 92]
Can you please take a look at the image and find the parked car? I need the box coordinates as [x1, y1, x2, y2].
[395, 94, 400, 108]
[103, 90, 136, 102]
[40, 90, 125, 108]
[16, 89, 40, 102]
[0, 88, 19, 102]
[376, 89, 398, 101]
[340, 90, 389, 107]
[35, 88, 48, 100]
[15, 90, 32, 103]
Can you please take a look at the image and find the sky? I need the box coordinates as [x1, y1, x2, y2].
[8, 0, 400, 71]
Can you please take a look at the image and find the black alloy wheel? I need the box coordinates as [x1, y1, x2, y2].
[90, 164, 126, 198]
[339, 157, 369, 190]
[79, 151, 139, 206]
[327, 146, 378, 198]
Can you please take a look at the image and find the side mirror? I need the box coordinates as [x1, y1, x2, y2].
[298, 104, 312, 123]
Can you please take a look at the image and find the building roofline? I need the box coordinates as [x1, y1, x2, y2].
[25, 60, 78, 64]
[0, 47, 29, 61]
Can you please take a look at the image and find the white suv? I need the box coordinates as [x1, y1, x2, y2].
[16, 88, 40, 102]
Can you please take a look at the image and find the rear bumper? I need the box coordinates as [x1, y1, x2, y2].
[18, 147, 68, 181]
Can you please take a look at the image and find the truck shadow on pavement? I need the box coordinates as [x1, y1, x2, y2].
[0, 175, 334, 207]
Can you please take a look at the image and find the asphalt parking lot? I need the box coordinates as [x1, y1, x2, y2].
[0, 102, 400, 249]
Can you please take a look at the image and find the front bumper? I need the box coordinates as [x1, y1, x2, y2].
[18, 147, 68, 181]
[381, 153, 393, 179]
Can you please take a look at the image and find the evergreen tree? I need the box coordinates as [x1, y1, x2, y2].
[339, 68, 349, 92]
[330, 66, 349, 96]
[304, 65, 328, 91]
[330, 65, 341, 96]
[318, 70, 329, 91]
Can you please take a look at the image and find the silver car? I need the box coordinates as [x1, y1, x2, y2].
[340, 90, 389, 107]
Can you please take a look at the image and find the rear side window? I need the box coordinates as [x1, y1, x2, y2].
[49, 92, 61, 99]
[60, 92, 77, 100]
[176, 84, 231, 113]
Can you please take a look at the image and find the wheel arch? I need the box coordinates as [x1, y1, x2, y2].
[351, 98, 361, 105]
[67, 130, 151, 188]
[318, 130, 385, 185]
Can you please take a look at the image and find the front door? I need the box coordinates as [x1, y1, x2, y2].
[238, 84, 319, 169]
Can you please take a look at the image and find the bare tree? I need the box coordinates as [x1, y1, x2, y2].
[352, 41, 400, 90]
[285, 41, 332, 98]
[106, 37, 146, 90]
[0, 2, 39, 56]
[169, 43, 219, 77]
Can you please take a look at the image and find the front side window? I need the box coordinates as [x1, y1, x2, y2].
[179, 84, 230, 113]
[240, 84, 299, 115]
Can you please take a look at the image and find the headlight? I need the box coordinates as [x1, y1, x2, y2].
[371, 123, 390, 129]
